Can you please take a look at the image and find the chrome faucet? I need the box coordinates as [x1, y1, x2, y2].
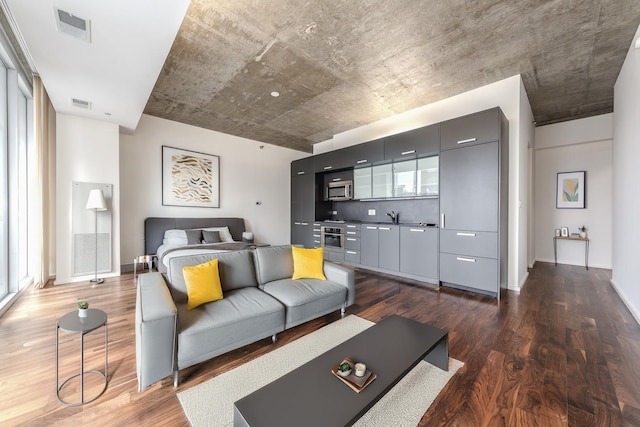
[386, 211, 399, 224]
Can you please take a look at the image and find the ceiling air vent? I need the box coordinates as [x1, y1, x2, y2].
[54, 8, 91, 43]
[71, 98, 91, 110]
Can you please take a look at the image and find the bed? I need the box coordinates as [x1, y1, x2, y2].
[145, 217, 255, 272]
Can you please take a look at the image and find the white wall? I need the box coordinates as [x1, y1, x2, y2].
[612, 25, 640, 323]
[55, 113, 120, 284]
[518, 80, 535, 288]
[119, 114, 306, 265]
[315, 75, 531, 291]
[534, 114, 613, 269]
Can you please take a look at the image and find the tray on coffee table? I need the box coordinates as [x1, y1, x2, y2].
[331, 357, 376, 393]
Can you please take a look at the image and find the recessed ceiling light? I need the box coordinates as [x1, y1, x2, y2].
[270, 91, 280, 97]
[104, 112, 112, 116]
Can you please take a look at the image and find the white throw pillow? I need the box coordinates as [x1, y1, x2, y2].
[201, 226, 234, 242]
[162, 229, 188, 246]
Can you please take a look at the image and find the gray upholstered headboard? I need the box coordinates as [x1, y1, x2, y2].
[144, 217, 246, 255]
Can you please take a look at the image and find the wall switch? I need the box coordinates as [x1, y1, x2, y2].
[368, 209, 376, 216]
[331, 210, 337, 215]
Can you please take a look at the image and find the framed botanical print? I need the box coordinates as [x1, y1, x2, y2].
[556, 171, 585, 209]
[162, 146, 220, 207]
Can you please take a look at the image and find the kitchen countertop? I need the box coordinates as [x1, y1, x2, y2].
[320, 220, 438, 228]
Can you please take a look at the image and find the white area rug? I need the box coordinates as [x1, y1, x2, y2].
[177, 315, 463, 427]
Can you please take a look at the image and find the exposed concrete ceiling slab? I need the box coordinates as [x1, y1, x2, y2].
[5, 0, 639, 152]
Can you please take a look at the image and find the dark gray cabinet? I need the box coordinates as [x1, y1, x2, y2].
[360, 225, 379, 267]
[345, 138, 384, 168]
[291, 158, 316, 247]
[439, 108, 508, 299]
[440, 108, 501, 151]
[400, 227, 438, 279]
[384, 124, 439, 161]
[314, 150, 349, 173]
[359, 225, 399, 271]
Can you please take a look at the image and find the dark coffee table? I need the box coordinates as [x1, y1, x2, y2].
[233, 315, 448, 427]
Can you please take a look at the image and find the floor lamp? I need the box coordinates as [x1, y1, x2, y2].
[86, 189, 107, 284]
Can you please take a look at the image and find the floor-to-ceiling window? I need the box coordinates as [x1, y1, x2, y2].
[0, 31, 34, 311]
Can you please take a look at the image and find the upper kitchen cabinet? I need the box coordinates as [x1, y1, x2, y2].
[440, 107, 502, 151]
[345, 138, 384, 168]
[291, 156, 314, 178]
[314, 150, 348, 173]
[384, 124, 439, 161]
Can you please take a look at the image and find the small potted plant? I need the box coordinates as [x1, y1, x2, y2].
[337, 360, 352, 377]
[579, 225, 587, 238]
[78, 301, 89, 317]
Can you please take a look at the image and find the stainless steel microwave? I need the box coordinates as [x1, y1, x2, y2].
[326, 180, 353, 201]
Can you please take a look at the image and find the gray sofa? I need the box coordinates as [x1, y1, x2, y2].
[135, 245, 355, 391]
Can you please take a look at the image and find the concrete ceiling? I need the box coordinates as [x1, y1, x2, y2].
[6, 1, 640, 153]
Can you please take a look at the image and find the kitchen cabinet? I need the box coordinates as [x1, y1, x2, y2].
[400, 227, 438, 279]
[314, 150, 349, 173]
[371, 164, 393, 198]
[384, 124, 439, 161]
[353, 167, 372, 200]
[440, 107, 501, 151]
[360, 225, 379, 267]
[439, 108, 508, 299]
[344, 138, 384, 168]
[291, 158, 317, 247]
[392, 160, 417, 197]
[359, 224, 399, 271]
[417, 156, 439, 197]
[344, 223, 360, 263]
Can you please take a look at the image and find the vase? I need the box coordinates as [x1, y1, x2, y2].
[78, 308, 88, 317]
[580, 232, 587, 238]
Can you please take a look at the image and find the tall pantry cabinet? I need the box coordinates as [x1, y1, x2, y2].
[438, 108, 509, 299]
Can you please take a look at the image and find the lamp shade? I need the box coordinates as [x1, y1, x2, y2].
[85, 189, 107, 211]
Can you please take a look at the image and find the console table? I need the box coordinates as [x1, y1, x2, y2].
[553, 236, 589, 270]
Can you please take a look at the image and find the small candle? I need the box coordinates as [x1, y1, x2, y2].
[355, 363, 366, 377]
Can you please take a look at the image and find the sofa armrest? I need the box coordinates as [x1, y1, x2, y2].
[323, 262, 355, 306]
[136, 272, 177, 391]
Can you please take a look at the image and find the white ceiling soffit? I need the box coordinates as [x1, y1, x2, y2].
[5, 0, 190, 132]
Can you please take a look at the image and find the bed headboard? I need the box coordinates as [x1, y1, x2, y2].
[144, 217, 246, 255]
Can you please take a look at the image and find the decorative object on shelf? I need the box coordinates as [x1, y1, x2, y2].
[556, 171, 586, 209]
[86, 189, 108, 284]
[554, 229, 560, 237]
[78, 300, 89, 317]
[561, 227, 569, 237]
[579, 225, 587, 238]
[162, 145, 220, 208]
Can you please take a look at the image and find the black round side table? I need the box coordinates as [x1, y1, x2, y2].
[55, 308, 108, 406]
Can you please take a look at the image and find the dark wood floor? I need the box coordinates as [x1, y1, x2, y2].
[1, 262, 639, 426]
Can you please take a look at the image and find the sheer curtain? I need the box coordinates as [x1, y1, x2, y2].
[33, 75, 55, 289]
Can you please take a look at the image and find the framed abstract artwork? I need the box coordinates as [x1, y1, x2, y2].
[162, 146, 220, 208]
[556, 171, 585, 209]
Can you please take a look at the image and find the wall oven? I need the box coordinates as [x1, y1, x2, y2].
[320, 226, 345, 253]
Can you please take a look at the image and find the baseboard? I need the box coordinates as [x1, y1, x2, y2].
[528, 260, 535, 269]
[516, 271, 529, 291]
[535, 257, 612, 270]
[609, 279, 640, 326]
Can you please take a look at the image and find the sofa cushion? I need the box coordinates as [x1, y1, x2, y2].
[253, 245, 294, 286]
[261, 278, 347, 328]
[167, 250, 258, 303]
[176, 287, 285, 369]
[183, 259, 224, 310]
[291, 247, 326, 280]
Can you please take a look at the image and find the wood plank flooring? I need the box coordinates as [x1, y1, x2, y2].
[1, 262, 639, 426]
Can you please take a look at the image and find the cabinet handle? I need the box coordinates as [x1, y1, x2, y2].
[313, 223, 321, 226]
[346, 231, 357, 235]
[347, 225, 357, 228]
[366, 226, 377, 230]
[441, 213, 445, 229]
[332, 178, 342, 181]
[313, 234, 320, 238]
[356, 159, 367, 164]
[347, 238, 357, 241]
[409, 229, 424, 232]
[323, 166, 333, 170]
[314, 240, 320, 244]
[297, 171, 304, 175]
[379, 227, 391, 231]
[401, 150, 416, 155]
[457, 137, 477, 145]
[346, 250, 357, 255]
[456, 257, 476, 263]
[457, 232, 476, 237]
[301, 222, 309, 226]
[294, 222, 301, 225]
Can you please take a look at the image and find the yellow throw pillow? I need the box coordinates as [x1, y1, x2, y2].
[183, 259, 224, 310]
[291, 247, 326, 280]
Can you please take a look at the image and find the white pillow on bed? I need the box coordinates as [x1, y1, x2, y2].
[162, 229, 188, 246]
[201, 226, 234, 243]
